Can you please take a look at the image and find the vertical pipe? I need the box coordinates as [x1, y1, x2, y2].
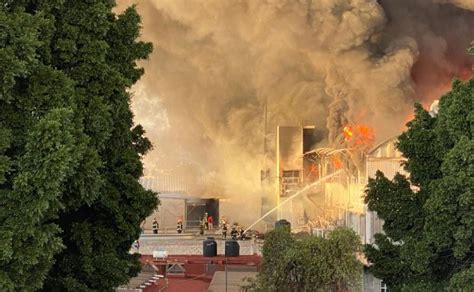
[263, 100, 268, 176]
[225, 257, 228, 292]
[261, 100, 268, 226]
[276, 126, 281, 220]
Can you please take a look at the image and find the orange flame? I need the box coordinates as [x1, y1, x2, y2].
[305, 163, 319, 181]
[331, 156, 343, 169]
[342, 124, 375, 152]
[343, 126, 353, 141]
[309, 164, 318, 175]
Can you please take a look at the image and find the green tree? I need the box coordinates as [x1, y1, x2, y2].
[0, 5, 80, 290]
[255, 228, 362, 291]
[0, 1, 157, 291]
[257, 228, 296, 291]
[364, 45, 473, 290]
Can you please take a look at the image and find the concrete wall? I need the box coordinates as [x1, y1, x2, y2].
[365, 157, 406, 244]
[277, 126, 303, 172]
[143, 197, 186, 232]
[363, 137, 405, 290]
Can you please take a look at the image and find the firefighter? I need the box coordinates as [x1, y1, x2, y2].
[221, 221, 228, 240]
[207, 215, 214, 231]
[199, 218, 205, 235]
[152, 218, 159, 234]
[231, 223, 238, 240]
[177, 220, 183, 234]
[203, 212, 209, 230]
[238, 226, 245, 240]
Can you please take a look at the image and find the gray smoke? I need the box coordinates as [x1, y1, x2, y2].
[436, 0, 474, 11]
[115, 0, 473, 223]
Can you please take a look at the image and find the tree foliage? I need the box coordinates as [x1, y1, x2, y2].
[0, 1, 157, 291]
[255, 228, 362, 291]
[364, 45, 474, 290]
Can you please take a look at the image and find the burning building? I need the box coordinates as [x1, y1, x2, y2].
[277, 126, 322, 197]
[273, 128, 408, 291]
[275, 126, 318, 227]
[274, 125, 369, 234]
[363, 136, 407, 291]
[364, 136, 407, 244]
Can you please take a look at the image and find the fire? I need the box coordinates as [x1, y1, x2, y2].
[342, 124, 375, 152]
[305, 163, 319, 181]
[331, 155, 343, 169]
[343, 126, 353, 141]
[308, 164, 318, 175]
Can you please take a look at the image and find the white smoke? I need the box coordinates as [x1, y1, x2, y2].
[115, 0, 473, 223]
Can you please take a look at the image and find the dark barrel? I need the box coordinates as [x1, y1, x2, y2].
[275, 219, 291, 232]
[225, 240, 240, 257]
[203, 237, 217, 257]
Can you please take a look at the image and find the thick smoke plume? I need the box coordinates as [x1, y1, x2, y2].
[116, 0, 473, 224]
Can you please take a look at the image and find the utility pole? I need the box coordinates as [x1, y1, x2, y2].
[263, 99, 268, 175]
[261, 99, 269, 222]
[276, 125, 281, 221]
